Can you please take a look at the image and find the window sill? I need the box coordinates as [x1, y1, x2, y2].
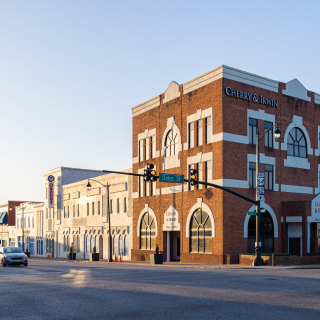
[284, 156, 310, 169]
[163, 154, 180, 170]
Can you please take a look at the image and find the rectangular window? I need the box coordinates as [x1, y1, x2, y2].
[117, 199, 120, 213]
[205, 160, 212, 186]
[46, 208, 48, 219]
[67, 206, 69, 218]
[197, 162, 203, 189]
[98, 201, 101, 215]
[249, 162, 256, 189]
[110, 200, 113, 214]
[63, 207, 66, 218]
[197, 120, 203, 146]
[92, 202, 95, 215]
[139, 140, 143, 162]
[265, 164, 273, 190]
[151, 136, 156, 158]
[139, 176, 143, 197]
[188, 123, 194, 148]
[265, 121, 273, 148]
[249, 118, 258, 145]
[77, 204, 80, 217]
[124, 198, 127, 213]
[145, 138, 149, 160]
[87, 203, 89, 216]
[73, 205, 75, 217]
[205, 116, 212, 144]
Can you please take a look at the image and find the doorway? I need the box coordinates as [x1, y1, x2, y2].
[289, 238, 301, 256]
[172, 231, 180, 261]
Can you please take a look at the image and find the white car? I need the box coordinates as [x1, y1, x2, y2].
[0, 247, 28, 267]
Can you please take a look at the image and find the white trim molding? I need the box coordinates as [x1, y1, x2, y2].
[244, 202, 278, 238]
[163, 81, 180, 104]
[132, 96, 160, 117]
[136, 204, 158, 237]
[185, 198, 215, 238]
[281, 184, 313, 194]
[282, 79, 311, 102]
[314, 125, 320, 157]
[315, 164, 320, 194]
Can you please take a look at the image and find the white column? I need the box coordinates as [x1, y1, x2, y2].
[166, 231, 170, 262]
[307, 222, 310, 253]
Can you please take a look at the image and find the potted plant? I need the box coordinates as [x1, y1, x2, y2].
[89, 246, 99, 261]
[150, 244, 163, 264]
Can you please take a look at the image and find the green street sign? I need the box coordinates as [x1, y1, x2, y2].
[247, 212, 257, 216]
[159, 173, 184, 184]
[260, 209, 266, 213]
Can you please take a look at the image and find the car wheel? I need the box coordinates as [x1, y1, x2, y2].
[2, 263, 6, 267]
[23, 263, 28, 267]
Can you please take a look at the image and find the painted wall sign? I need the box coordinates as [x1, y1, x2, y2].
[225, 87, 278, 107]
[47, 175, 55, 209]
[163, 205, 181, 231]
[310, 194, 320, 222]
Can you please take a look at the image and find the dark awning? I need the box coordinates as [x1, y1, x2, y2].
[0, 211, 7, 224]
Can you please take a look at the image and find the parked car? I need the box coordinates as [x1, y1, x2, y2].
[0, 247, 28, 267]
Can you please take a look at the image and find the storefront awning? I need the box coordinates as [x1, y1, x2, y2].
[0, 211, 7, 224]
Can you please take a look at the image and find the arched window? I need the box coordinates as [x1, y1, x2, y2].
[90, 236, 94, 253]
[248, 210, 274, 253]
[113, 235, 118, 255]
[119, 235, 124, 255]
[124, 236, 129, 256]
[140, 212, 156, 250]
[287, 128, 307, 158]
[190, 208, 212, 253]
[165, 129, 178, 157]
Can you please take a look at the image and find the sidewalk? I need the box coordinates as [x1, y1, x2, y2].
[29, 257, 320, 269]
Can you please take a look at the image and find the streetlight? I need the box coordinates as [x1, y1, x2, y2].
[86, 179, 112, 262]
[254, 123, 281, 266]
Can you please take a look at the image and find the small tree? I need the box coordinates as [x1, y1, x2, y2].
[155, 244, 159, 255]
[70, 246, 73, 254]
[93, 246, 96, 254]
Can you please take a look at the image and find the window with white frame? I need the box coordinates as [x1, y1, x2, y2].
[117, 198, 120, 213]
[265, 121, 273, 148]
[265, 164, 273, 190]
[165, 129, 179, 156]
[151, 136, 156, 158]
[139, 176, 143, 198]
[87, 203, 89, 216]
[123, 198, 127, 213]
[287, 127, 307, 158]
[92, 202, 95, 215]
[145, 138, 149, 160]
[197, 120, 203, 146]
[98, 201, 100, 215]
[205, 116, 212, 144]
[205, 160, 212, 187]
[73, 205, 75, 217]
[77, 204, 80, 217]
[139, 139, 144, 161]
[140, 211, 156, 250]
[249, 162, 256, 188]
[249, 118, 258, 145]
[188, 123, 194, 148]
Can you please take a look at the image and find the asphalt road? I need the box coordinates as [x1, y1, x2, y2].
[0, 259, 319, 320]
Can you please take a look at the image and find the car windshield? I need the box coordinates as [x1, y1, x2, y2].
[3, 247, 23, 254]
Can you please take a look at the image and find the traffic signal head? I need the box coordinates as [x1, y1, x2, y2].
[147, 163, 154, 170]
[144, 164, 157, 182]
[144, 169, 150, 181]
[190, 169, 198, 186]
[150, 169, 157, 181]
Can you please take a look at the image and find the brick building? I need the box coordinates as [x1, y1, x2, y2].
[131, 65, 320, 264]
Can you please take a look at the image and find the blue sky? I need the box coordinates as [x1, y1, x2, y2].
[1, 0, 320, 201]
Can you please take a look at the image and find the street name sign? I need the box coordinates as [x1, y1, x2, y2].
[247, 212, 257, 216]
[159, 173, 184, 184]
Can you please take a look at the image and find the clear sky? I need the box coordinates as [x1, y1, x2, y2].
[1, 0, 320, 201]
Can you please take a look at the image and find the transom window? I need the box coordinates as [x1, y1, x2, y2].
[165, 129, 178, 157]
[190, 208, 212, 253]
[140, 212, 156, 250]
[287, 128, 307, 158]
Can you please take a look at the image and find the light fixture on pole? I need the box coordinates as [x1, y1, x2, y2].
[253, 123, 281, 266]
[87, 179, 112, 262]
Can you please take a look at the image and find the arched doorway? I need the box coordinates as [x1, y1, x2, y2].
[248, 210, 274, 253]
[99, 235, 103, 259]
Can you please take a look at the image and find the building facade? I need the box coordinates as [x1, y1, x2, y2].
[43, 167, 106, 258]
[132, 64, 320, 264]
[59, 169, 132, 260]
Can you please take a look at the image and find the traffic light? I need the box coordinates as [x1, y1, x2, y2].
[144, 163, 158, 182]
[190, 168, 198, 186]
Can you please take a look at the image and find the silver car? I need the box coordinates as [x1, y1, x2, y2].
[0, 247, 28, 267]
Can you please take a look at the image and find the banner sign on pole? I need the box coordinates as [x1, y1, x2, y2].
[47, 175, 55, 208]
